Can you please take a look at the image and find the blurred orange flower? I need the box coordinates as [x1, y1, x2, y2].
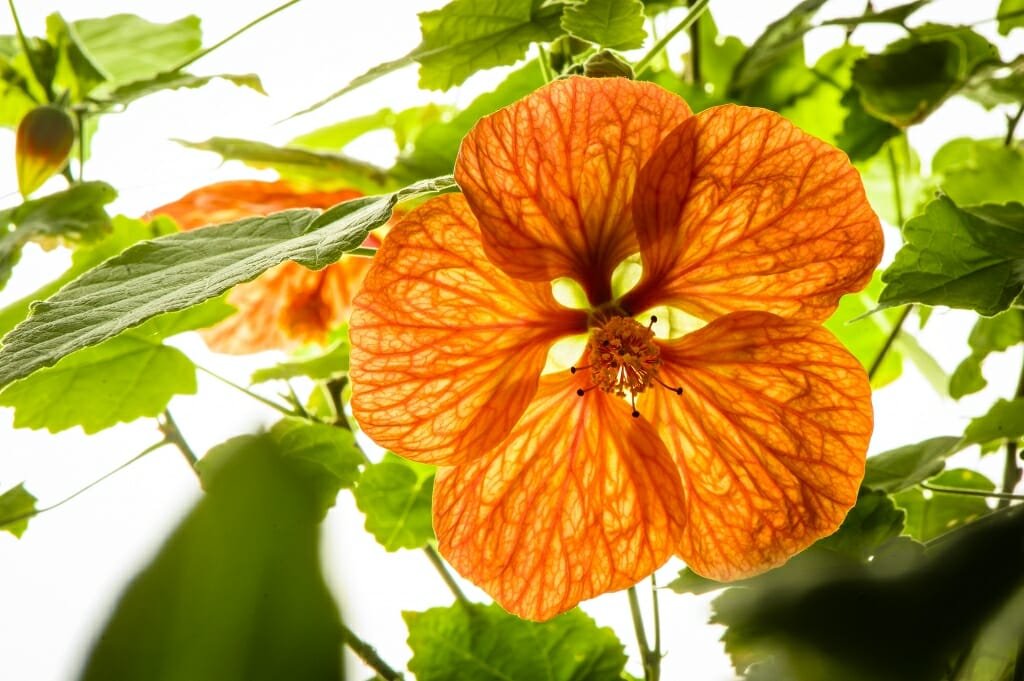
[149, 180, 375, 353]
[349, 77, 884, 620]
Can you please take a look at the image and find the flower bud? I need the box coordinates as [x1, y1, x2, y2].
[16, 105, 75, 197]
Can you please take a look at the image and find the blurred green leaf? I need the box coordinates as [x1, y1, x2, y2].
[853, 135, 922, 224]
[405, 602, 627, 681]
[0, 297, 231, 434]
[894, 468, 994, 541]
[79, 433, 343, 681]
[268, 417, 363, 517]
[950, 310, 1024, 398]
[836, 86, 900, 162]
[0, 175, 454, 391]
[0, 216, 174, 337]
[0, 483, 37, 538]
[251, 336, 350, 384]
[878, 196, 1024, 315]
[177, 137, 391, 192]
[693, 11, 746, 100]
[353, 453, 434, 551]
[963, 397, 1024, 447]
[931, 137, 1024, 206]
[47, 13, 106, 101]
[825, 274, 903, 388]
[71, 14, 202, 87]
[415, 0, 564, 90]
[561, 0, 647, 50]
[815, 491, 905, 562]
[998, 0, 1024, 35]
[779, 44, 861, 145]
[0, 181, 116, 289]
[963, 55, 1024, 108]
[94, 71, 264, 109]
[821, 0, 930, 27]
[862, 436, 962, 493]
[291, 104, 449, 157]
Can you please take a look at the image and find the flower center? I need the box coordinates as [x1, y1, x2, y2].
[571, 316, 682, 417]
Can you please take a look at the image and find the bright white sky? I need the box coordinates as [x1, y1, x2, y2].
[0, 1, 1019, 680]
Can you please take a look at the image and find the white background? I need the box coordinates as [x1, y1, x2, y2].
[0, 1, 1021, 680]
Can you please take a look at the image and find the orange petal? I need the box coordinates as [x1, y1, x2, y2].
[434, 371, 685, 620]
[456, 76, 691, 303]
[638, 311, 872, 581]
[349, 194, 584, 466]
[625, 105, 883, 322]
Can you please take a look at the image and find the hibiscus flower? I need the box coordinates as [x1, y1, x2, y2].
[149, 180, 375, 353]
[349, 77, 883, 620]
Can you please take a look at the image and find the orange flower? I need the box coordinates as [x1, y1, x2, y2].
[149, 180, 375, 353]
[349, 78, 883, 620]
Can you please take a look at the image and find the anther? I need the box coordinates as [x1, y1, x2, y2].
[653, 375, 684, 395]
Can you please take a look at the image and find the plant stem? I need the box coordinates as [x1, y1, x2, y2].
[887, 139, 906, 226]
[998, 328, 1024, 509]
[687, 0, 702, 85]
[0, 440, 168, 528]
[1004, 104, 1024, 147]
[635, 0, 710, 76]
[196, 364, 295, 415]
[349, 246, 378, 258]
[423, 544, 472, 605]
[628, 585, 660, 681]
[651, 574, 662, 665]
[537, 43, 555, 83]
[868, 305, 913, 381]
[170, 0, 305, 72]
[341, 623, 404, 680]
[6, 0, 50, 102]
[920, 482, 1024, 502]
[159, 409, 198, 473]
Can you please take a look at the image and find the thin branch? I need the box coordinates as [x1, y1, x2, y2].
[170, 0, 305, 72]
[868, 305, 914, 381]
[196, 364, 295, 415]
[159, 409, 198, 473]
[651, 574, 662, 665]
[628, 585, 660, 681]
[536, 43, 555, 83]
[687, 0, 702, 85]
[348, 246, 378, 258]
[1, 440, 168, 528]
[999, 321, 1024, 508]
[1006, 103, 1024, 147]
[423, 544, 471, 605]
[920, 482, 1024, 501]
[341, 623, 404, 681]
[635, 0, 710, 76]
[887, 139, 906, 226]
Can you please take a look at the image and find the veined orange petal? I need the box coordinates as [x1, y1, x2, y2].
[349, 194, 584, 466]
[456, 76, 691, 303]
[625, 105, 883, 322]
[434, 371, 685, 621]
[638, 311, 872, 581]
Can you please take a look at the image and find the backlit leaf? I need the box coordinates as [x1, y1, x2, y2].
[71, 14, 202, 87]
[0, 175, 455, 391]
[405, 602, 627, 681]
[837, 86, 900, 163]
[0, 483, 37, 538]
[250, 336, 350, 384]
[950, 310, 1024, 398]
[821, 0, 930, 28]
[894, 468, 994, 541]
[861, 436, 963, 492]
[47, 13, 106, 100]
[95, 71, 265, 109]
[0, 298, 231, 434]
[825, 273, 903, 388]
[962, 397, 1024, 447]
[79, 433, 343, 681]
[878, 196, 1024, 315]
[268, 417, 363, 518]
[998, 0, 1024, 35]
[815, 490, 905, 562]
[561, 0, 647, 50]
[931, 137, 1024, 206]
[353, 453, 434, 551]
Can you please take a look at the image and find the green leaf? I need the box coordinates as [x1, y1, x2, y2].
[963, 397, 1024, 447]
[0, 297, 231, 434]
[825, 273, 904, 388]
[962, 55, 1024, 109]
[950, 310, 1024, 398]
[931, 137, 1024, 206]
[80, 433, 343, 681]
[71, 14, 202, 88]
[878, 196, 1024, 316]
[853, 135, 922, 224]
[561, 0, 647, 50]
[861, 436, 963, 492]
[778, 44, 862, 145]
[251, 336, 350, 384]
[815, 491, 905, 562]
[998, 0, 1024, 35]
[94, 71, 265, 109]
[405, 603, 627, 681]
[820, 0, 930, 28]
[893, 468, 994, 541]
[0, 175, 454, 391]
[353, 453, 434, 551]
[837, 86, 900, 163]
[291, 104, 449, 156]
[0, 215, 175, 337]
[177, 137, 391, 192]
[268, 417, 363, 518]
[0, 181, 116, 289]
[0, 483, 37, 538]
[47, 13, 107, 100]
[665, 567, 724, 595]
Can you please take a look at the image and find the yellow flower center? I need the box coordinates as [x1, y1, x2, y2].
[572, 315, 681, 417]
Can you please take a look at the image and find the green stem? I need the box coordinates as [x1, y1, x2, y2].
[1, 440, 168, 528]
[537, 43, 555, 83]
[887, 139, 906, 226]
[998, 328, 1024, 509]
[341, 623, 404, 680]
[650, 574, 662, 665]
[423, 544, 472, 606]
[868, 305, 913, 381]
[6, 0, 50, 102]
[196, 364, 295, 415]
[76, 109, 87, 182]
[348, 246, 378, 258]
[170, 0, 305, 72]
[634, 0, 710, 76]
[1006, 103, 1023, 147]
[687, 1, 702, 85]
[628, 585, 660, 681]
[159, 409, 198, 472]
[920, 482, 1024, 502]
